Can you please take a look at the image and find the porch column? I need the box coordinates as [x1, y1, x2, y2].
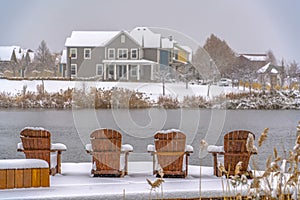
[151, 64, 153, 81]
[126, 64, 129, 80]
[103, 64, 107, 80]
[114, 64, 117, 80]
[137, 65, 140, 81]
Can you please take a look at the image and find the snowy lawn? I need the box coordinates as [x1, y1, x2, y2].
[0, 162, 248, 200]
[0, 79, 242, 100]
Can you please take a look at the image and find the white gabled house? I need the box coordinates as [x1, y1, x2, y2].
[63, 27, 192, 81]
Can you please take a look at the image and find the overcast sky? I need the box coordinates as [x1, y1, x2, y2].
[1, 0, 299, 63]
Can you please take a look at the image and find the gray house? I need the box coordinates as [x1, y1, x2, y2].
[64, 27, 192, 81]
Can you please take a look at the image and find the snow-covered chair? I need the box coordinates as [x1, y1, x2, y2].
[147, 130, 193, 178]
[208, 130, 256, 177]
[85, 129, 133, 177]
[17, 127, 67, 176]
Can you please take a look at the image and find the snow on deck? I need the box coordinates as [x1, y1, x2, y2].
[0, 162, 247, 200]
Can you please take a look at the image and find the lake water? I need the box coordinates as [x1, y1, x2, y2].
[0, 108, 299, 170]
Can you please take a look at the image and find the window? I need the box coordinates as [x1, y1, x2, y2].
[96, 64, 103, 76]
[118, 49, 128, 59]
[121, 35, 125, 43]
[108, 48, 115, 59]
[84, 48, 91, 59]
[70, 48, 77, 59]
[70, 64, 77, 77]
[131, 49, 138, 59]
[130, 65, 137, 77]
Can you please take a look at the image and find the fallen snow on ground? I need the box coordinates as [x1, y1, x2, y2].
[0, 79, 240, 100]
[0, 162, 247, 200]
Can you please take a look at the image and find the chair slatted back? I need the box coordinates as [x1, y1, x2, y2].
[224, 130, 255, 175]
[20, 128, 51, 165]
[90, 129, 122, 172]
[154, 131, 186, 173]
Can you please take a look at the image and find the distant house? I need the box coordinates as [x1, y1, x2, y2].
[237, 53, 269, 71]
[64, 27, 192, 81]
[0, 46, 34, 77]
[257, 62, 284, 89]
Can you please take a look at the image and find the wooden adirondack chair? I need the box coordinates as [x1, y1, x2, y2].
[86, 129, 132, 177]
[208, 130, 256, 177]
[18, 127, 66, 176]
[148, 130, 193, 178]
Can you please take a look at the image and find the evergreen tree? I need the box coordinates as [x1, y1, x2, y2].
[203, 34, 237, 77]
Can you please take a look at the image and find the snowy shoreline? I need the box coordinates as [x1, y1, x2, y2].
[0, 79, 299, 110]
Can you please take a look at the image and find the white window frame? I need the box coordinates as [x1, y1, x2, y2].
[131, 49, 138, 59]
[96, 64, 103, 76]
[70, 48, 77, 59]
[108, 48, 115, 59]
[121, 35, 125, 43]
[130, 65, 138, 77]
[70, 64, 77, 77]
[84, 48, 91, 59]
[118, 48, 128, 59]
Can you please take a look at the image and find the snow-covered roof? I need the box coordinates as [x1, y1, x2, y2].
[61, 49, 67, 64]
[241, 54, 268, 62]
[161, 38, 174, 49]
[0, 46, 34, 62]
[130, 27, 161, 48]
[257, 62, 279, 74]
[257, 62, 271, 73]
[65, 31, 120, 47]
[0, 46, 17, 61]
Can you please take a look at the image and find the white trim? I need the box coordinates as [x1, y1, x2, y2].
[137, 65, 140, 80]
[126, 64, 129, 80]
[70, 64, 77, 77]
[96, 64, 103, 76]
[84, 48, 91, 59]
[131, 48, 138, 59]
[108, 48, 115, 59]
[117, 48, 128, 59]
[70, 48, 77, 59]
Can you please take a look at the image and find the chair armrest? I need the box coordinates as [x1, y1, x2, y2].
[51, 143, 67, 151]
[85, 144, 92, 154]
[207, 145, 224, 154]
[121, 144, 133, 153]
[17, 142, 24, 151]
[147, 144, 155, 152]
[185, 145, 193, 153]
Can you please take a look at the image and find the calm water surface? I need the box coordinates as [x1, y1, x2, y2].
[0, 109, 299, 170]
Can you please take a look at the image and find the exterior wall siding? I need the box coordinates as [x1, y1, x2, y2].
[67, 47, 105, 77]
[143, 49, 158, 62]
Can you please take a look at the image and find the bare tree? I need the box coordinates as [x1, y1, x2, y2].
[34, 40, 54, 73]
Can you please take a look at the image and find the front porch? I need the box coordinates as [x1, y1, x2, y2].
[102, 59, 158, 82]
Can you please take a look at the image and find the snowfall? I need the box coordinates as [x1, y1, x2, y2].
[0, 79, 247, 199]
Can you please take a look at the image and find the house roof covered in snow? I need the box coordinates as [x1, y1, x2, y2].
[130, 27, 161, 48]
[0, 46, 17, 61]
[240, 54, 268, 62]
[61, 49, 67, 64]
[0, 46, 33, 62]
[257, 62, 281, 74]
[65, 31, 121, 47]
